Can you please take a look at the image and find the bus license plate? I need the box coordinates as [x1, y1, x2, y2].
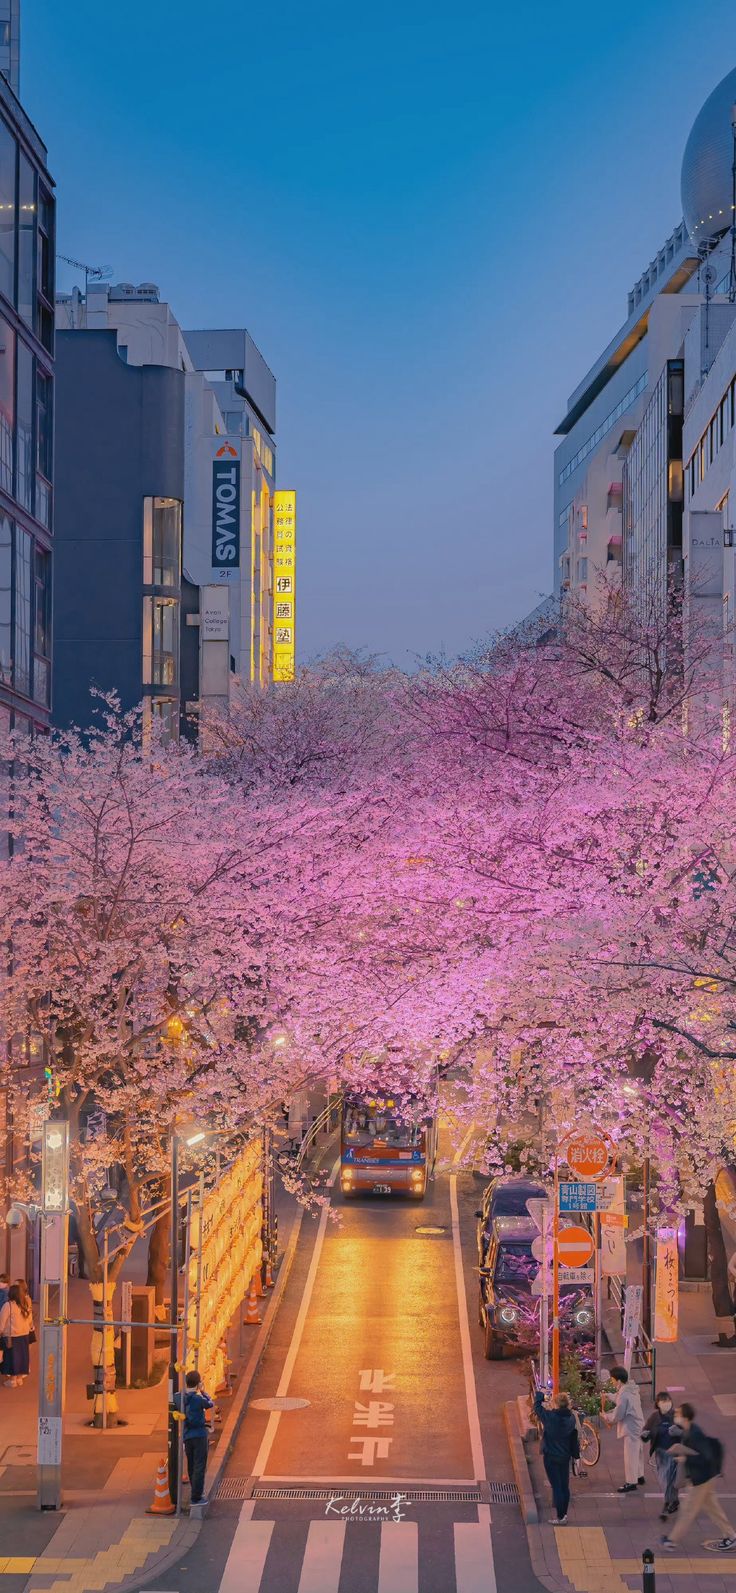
[373, 1184, 391, 1195]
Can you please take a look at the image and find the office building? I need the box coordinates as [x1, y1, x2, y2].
[53, 284, 294, 737]
[0, 58, 54, 738]
[0, 2, 19, 98]
[554, 65, 736, 623]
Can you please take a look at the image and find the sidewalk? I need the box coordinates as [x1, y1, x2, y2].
[523, 1290, 736, 1593]
[0, 1197, 303, 1593]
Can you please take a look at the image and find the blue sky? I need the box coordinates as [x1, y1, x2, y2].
[23, 0, 736, 664]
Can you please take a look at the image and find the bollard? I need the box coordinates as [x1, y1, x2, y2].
[642, 1548, 655, 1591]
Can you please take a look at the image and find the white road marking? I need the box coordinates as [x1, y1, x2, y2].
[218, 1502, 274, 1593]
[449, 1173, 486, 1481]
[252, 1163, 337, 1477]
[377, 1520, 419, 1593]
[454, 1505, 497, 1593]
[297, 1519, 346, 1593]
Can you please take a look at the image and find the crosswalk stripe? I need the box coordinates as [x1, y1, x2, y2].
[454, 1509, 497, 1593]
[377, 1521, 419, 1593]
[297, 1520, 346, 1593]
[219, 1505, 274, 1593]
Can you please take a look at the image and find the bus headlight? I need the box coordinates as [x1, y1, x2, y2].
[499, 1303, 519, 1325]
[410, 1168, 424, 1182]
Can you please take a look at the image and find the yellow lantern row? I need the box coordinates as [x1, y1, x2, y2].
[185, 1139, 263, 1391]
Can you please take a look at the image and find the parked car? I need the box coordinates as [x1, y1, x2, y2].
[475, 1179, 595, 1361]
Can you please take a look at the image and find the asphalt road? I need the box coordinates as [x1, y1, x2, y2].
[142, 1148, 548, 1593]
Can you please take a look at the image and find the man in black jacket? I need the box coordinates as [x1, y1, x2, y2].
[534, 1389, 580, 1524]
[661, 1403, 736, 1552]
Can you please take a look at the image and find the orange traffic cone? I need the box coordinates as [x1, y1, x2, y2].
[243, 1274, 261, 1325]
[254, 1267, 264, 1298]
[264, 1255, 274, 1288]
[146, 1456, 175, 1516]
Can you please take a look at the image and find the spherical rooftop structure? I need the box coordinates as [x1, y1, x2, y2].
[681, 66, 736, 248]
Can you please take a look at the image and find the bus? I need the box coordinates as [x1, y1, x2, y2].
[340, 1090, 438, 1199]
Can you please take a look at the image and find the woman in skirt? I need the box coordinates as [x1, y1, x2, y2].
[0, 1281, 34, 1386]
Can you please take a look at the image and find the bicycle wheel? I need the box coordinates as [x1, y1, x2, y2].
[578, 1419, 600, 1467]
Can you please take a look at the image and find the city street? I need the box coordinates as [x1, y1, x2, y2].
[142, 1151, 545, 1593]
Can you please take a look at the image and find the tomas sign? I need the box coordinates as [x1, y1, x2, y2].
[563, 1132, 613, 1183]
[211, 442, 241, 579]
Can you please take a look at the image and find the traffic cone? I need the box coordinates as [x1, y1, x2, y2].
[264, 1255, 274, 1288]
[243, 1274, 261, 1325]
[254, 1267, 264, 1298]
[146, 1456, 175, 1516]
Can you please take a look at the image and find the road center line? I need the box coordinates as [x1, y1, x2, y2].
[252, 1165, 337, 1477]
[449, 1172, 486, 1482]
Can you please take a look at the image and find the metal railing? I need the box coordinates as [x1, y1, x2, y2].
[604, 1274, 656, 1391]
[295, 1095, 342, 1171]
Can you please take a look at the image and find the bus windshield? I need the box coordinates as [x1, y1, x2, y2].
[342, 1098, 423, 1149]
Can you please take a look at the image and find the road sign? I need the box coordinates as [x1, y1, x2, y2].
[556, 1225, 595, 1267]
[531, 1234, 553, 1263]
[563, 1133, 613, 1183]
[526, 1197, 553, 1229]
[558, 1266, 594, 1285]
[559, 1182, 598, 1212]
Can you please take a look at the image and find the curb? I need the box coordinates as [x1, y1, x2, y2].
[503, 1399, 538, 1525]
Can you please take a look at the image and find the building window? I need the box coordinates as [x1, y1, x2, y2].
[33, 542, 50, 705]
[0, 512, 9, 682]
[143, 496, 182, 588]
[16, 339, 32, 512]
[152, 598, 179, 687]
[38, 186, 53, 310]
[17, 153, 35, 329]
[0, 116, 15, 306]
[36, 365, 51, 527]
[0, 312, 13, 495]
[14, 524, 31, 696]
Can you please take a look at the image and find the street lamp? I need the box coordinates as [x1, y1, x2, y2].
[37, 1118, 70, 1511]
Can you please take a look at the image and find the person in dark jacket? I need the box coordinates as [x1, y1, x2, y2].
[661, 1402, 736, 1552]
[642, 1390, 679, 1520]
[534, 1388, 580, 1523]
[176, 1370, 214, 1507]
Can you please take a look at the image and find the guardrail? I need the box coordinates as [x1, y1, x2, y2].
[295, 1095, 342, 1171]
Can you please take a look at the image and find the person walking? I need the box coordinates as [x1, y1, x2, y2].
[642, 1390, 680, 1520]
[661, 1403, 736, 1553]
[534, 1388, 580, 1523]
[602, 1365, 645, 1493]
[0, 1282, 34, 1387]
[0, 1274, 9, 1312]
[178, 1370, 214, 1508]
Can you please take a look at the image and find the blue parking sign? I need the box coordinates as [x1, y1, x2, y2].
[559, 1182, 597, 1212]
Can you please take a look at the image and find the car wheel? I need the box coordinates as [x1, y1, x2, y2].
[484, 1317, 503, 1360]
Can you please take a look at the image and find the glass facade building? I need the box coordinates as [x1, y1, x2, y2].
[623, 360, 684, 625]
[0, 69, 54, 738]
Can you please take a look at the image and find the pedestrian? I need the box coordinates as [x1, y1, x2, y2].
[602, 1365, 645, 1493]
[533, 1387, 580, 1524]
[178, 1370, 214, 1508]
[0, 1282, 34, 1387]
[642, 1390, 680, 1520]
[661, 1402, 736, 1553]
[0, 1274, 9, 1312]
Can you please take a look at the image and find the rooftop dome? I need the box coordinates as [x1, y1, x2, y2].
[681, 66, 736, 248]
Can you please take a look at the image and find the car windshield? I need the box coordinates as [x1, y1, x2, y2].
[494, 1244, 539, 1287]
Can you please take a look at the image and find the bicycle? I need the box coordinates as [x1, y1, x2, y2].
[528, 1367, 601, 1467]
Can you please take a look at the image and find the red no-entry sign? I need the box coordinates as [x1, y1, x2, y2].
[556, 1224, 594, 1268]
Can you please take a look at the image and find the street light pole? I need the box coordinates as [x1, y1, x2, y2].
[37, 1120, 70, 1511]
[167, 1132, 180, 1510]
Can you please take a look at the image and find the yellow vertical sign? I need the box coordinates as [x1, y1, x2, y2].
[272, 488, 296, 681]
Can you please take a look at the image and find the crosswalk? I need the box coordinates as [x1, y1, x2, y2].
[218, 1505, 497, 1593]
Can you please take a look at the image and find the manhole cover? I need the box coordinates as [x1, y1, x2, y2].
[415, 1226, 446, 1235]
[250, 1396, 311, 1411]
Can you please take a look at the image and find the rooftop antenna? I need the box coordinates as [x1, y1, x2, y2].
[730, 103, 736, 304]
[56, 254, 113, 295]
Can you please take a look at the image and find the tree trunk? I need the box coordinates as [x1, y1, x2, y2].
[704, 1181, 735, 1341]
[147, 1203, 170, 1309]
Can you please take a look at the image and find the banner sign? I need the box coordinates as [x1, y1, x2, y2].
[623, 1283, 643, 1370]
[654, 1230, 679, 1343]
[559, 1182, 598, 1212]
[211, 442, 241, 578]
[273, 488, 296, 681]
